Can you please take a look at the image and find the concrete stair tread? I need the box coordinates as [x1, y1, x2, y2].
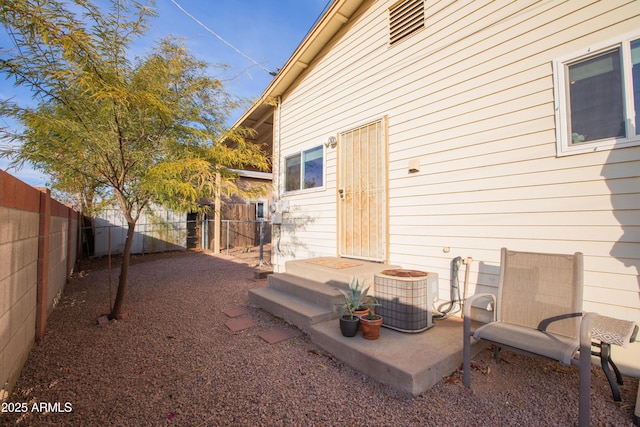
[250, 287, 335, 317]
[267, 272, 345, 310]
[284, 258, 402, 288]
[269, 272, 345, 296]
[248, 287, 338, 334]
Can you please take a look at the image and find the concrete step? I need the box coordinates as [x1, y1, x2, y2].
[248, 287, 338, 334]
[249, 259, 404, 341]
[284, 258, 401, 292]
[250, 256, 483, 395]
[309, 317, 485, 395]
[267, 273, 344, 310]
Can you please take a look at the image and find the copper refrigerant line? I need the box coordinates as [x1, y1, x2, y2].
[434, 256, 472, 319]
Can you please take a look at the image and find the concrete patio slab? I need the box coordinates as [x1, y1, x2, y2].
[249, 257, 484, 396]
[310, 316, 484, 395]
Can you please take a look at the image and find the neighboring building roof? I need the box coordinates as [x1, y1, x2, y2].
[230, 169, 273, 181]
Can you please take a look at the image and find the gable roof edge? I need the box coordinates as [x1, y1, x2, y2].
[232, 0, 365, 128]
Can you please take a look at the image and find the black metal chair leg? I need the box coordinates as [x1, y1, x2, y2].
[600, 343, 622, 401]
[607, 352, 624, 386]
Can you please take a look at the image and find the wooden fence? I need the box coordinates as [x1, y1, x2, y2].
[220, 204, 271, 249]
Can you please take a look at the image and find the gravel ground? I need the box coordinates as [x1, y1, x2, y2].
[1, 250, 637, 426]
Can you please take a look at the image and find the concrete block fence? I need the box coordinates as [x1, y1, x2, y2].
[0, 170, 79, 401]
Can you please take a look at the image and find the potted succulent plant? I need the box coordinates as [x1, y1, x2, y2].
[339, 310, 360, 337]
[337, 278, 379, 337]
[360, 305, 383, 340]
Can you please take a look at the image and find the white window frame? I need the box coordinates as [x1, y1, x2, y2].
[553, 30, 640, 156]
[283, 145, 325, 194]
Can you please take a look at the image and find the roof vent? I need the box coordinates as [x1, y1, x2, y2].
[389, 0, 424, 46]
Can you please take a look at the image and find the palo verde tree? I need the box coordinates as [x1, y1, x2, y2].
[0, 0, 268, 318]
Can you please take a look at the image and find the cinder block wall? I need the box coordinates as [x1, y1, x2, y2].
[0, 170, 79, 401]
[48, 201, 73, 310]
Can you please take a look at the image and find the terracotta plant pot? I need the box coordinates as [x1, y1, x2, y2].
[353, 307, 369, 330]
[354, 306, 370, 317]
[339, 315, 360, 337]
[360, 314, 383, 340]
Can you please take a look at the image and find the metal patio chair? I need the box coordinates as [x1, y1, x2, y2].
[462, 248, 595, 426]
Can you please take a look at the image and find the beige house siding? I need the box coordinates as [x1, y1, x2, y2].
[271, 0, 639, 366]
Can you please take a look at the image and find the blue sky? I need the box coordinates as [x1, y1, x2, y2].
[0, 0, 330, 186]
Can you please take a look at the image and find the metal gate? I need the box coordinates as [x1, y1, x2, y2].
[338, 119, 386, 261]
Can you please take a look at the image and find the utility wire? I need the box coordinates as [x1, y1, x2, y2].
[169, 0, 277, 76]
[302, 0, 333, 41]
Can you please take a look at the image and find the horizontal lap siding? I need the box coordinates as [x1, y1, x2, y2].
[276, 0, 639, 325]
[275, 2, 386, 263]
[386, 0, 640, 322]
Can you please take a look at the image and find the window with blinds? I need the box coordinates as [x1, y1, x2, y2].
[389, 0, 424, 46]
[553, 33, 640, 155]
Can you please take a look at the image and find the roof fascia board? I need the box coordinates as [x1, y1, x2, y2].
[229, 169, 273, 180]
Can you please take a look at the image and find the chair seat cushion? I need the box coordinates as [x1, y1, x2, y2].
[474, 321, 578, 364]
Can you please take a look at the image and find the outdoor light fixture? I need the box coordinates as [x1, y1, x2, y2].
[408, 159, 420, 173]
[325, 136, 337, 148]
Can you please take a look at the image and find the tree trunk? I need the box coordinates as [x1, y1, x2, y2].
[110, 220, 136, 319]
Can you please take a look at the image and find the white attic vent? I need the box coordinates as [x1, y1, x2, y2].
[389, 0, 424, 46]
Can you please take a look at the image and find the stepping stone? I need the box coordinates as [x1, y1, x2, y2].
[225, 318, 255, 332]
[97, 315, 109, 326]
[117, 310, 133, 320]
[258, 328, 299, 344]
[223, 306, 250, 318]
[253, 269, 273, 279]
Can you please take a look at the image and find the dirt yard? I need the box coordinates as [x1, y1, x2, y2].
[1, 249, 637, 426]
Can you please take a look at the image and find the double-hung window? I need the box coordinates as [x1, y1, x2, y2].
[285, 145, 324, 192]
[554, 32, 640, 156]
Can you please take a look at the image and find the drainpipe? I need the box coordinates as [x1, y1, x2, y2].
[275, 96, 282, 203]
[273, 96, 282, 266]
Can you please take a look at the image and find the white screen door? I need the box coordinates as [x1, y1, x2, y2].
[338, 119, 386, 261]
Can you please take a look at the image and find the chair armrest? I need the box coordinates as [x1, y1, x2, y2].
[463, 293, 497, 321]
[590, 314, 638, 347]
